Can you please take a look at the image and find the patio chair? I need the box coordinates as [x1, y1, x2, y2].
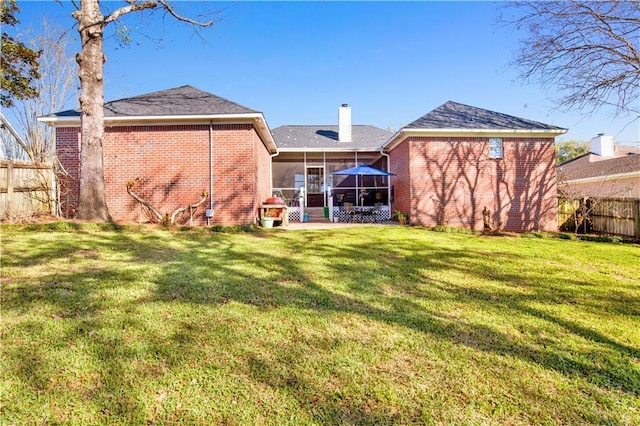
[288, 189, 300, 207]
[343, 202, 361, 223]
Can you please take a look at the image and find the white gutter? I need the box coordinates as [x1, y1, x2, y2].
[276, 147, 382, 153]
[383, 127, 568, 152]
[38, 112, 278, 153]
[563, 170, 640, 184]
[400, 128, 567, 135]
[38, 112, 267, 124]
[269, 148, 280, 195]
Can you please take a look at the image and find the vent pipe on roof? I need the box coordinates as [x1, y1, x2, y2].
[339, 104, 352, 142]
[590, 134, 615, 157]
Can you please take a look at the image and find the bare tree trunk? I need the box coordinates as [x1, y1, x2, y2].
[68, 0, 214, 222]
[73, 0, 110, 221]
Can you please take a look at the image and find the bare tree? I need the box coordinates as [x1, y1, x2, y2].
[70, 0, 214, 221]
[503, 1, 640, 117]
[10, 19, 77, 163]
[558, 172, 634, 233]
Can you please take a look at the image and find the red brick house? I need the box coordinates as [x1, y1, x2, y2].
[40, 86, 276, 225]
[41, 87, 566, 230]
[384, 102, 566, 231]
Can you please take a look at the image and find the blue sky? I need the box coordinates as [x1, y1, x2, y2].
[13, 1, 640, 144]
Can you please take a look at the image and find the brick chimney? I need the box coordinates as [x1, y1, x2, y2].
[590, 134, 615, 157]
[338, 104, 352, 142]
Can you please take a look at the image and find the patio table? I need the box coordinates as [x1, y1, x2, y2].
[357, 206, 378, 223]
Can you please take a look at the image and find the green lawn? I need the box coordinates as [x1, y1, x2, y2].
[1, 224, 639, 425]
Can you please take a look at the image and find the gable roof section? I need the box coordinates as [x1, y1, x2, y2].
[384, 101, 567, 150]
[407, 101, 565, 131]
[272, 125, 393, 151]
[45, 85, 258, 118]
[38, 85, 276, 152]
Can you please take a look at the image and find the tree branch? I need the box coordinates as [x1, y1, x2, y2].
[126, 178, 164, 222]
[170, 190, 208, 224]
[127, 178, 209, 225]
[104, 1, 158, 24]
[502, 0, 640, 116]
[103, 0, 215, 27]
[158, 0, 214, 27]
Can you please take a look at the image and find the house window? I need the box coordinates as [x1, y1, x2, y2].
[489, 138, 503, 159]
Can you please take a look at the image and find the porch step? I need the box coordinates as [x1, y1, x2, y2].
[304, 207, 329, 221]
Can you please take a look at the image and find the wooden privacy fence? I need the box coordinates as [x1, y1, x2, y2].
[0, 159, 55, 219]
[558, 196, 640, 238]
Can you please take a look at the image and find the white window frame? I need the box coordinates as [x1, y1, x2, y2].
[489, 138, 503, 159]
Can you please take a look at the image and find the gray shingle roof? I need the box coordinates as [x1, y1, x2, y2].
[272, 125, 393, 150]
[406, 101, 566, 131]
[48, 85, 258, 118]
[558, 146, 640, 180]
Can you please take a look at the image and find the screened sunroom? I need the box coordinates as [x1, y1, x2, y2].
[270, 106, 394, 222]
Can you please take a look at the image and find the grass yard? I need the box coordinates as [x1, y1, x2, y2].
[1, 223, 639, 425]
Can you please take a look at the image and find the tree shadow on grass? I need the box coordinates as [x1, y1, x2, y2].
[2, 227, 638, 424]
[141, 231, 639, 424]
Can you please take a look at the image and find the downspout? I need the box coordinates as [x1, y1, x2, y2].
[379, 146, 391, 220]
[207, 121, 214, 226]
[270, 148, 280, 196]
[269, 147, 280, 225]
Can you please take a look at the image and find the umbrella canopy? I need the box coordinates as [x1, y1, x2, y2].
[332, 164, 394, 176]
[332, 164, 394, 207]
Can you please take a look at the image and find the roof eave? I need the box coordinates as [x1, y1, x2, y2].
[276, 147, 383, 153]
[38, 112, 278, 153]
[561, 170, 640, 184]
[383, 127, 568, 151]
[38, 112, 264, 125]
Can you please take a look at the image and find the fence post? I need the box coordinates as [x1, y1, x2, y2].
[636, 199, 640, 238]
[49, 166, 56, 215]
[7, 161, 14, 213]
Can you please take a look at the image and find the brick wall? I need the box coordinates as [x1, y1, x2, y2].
[388, 139, 411, 220]
[56, 127, 81, 218]
[56, 123, 271, 225]
[389, 136, 557, 231]
[254, 133, 273, 214]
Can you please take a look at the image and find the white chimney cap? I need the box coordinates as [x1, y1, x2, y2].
[339, 104, 352, 143]
[590, 134, 615, 157]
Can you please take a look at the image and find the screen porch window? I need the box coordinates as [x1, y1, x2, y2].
[306, 167, 324, 193]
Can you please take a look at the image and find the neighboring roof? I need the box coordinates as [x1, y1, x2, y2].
[384, 101, 567, 150]
[558, 145, 640, 182]
[272, 125, 393, 151]
[405, 101, 566, 131]
[43, 85, 258, 118]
